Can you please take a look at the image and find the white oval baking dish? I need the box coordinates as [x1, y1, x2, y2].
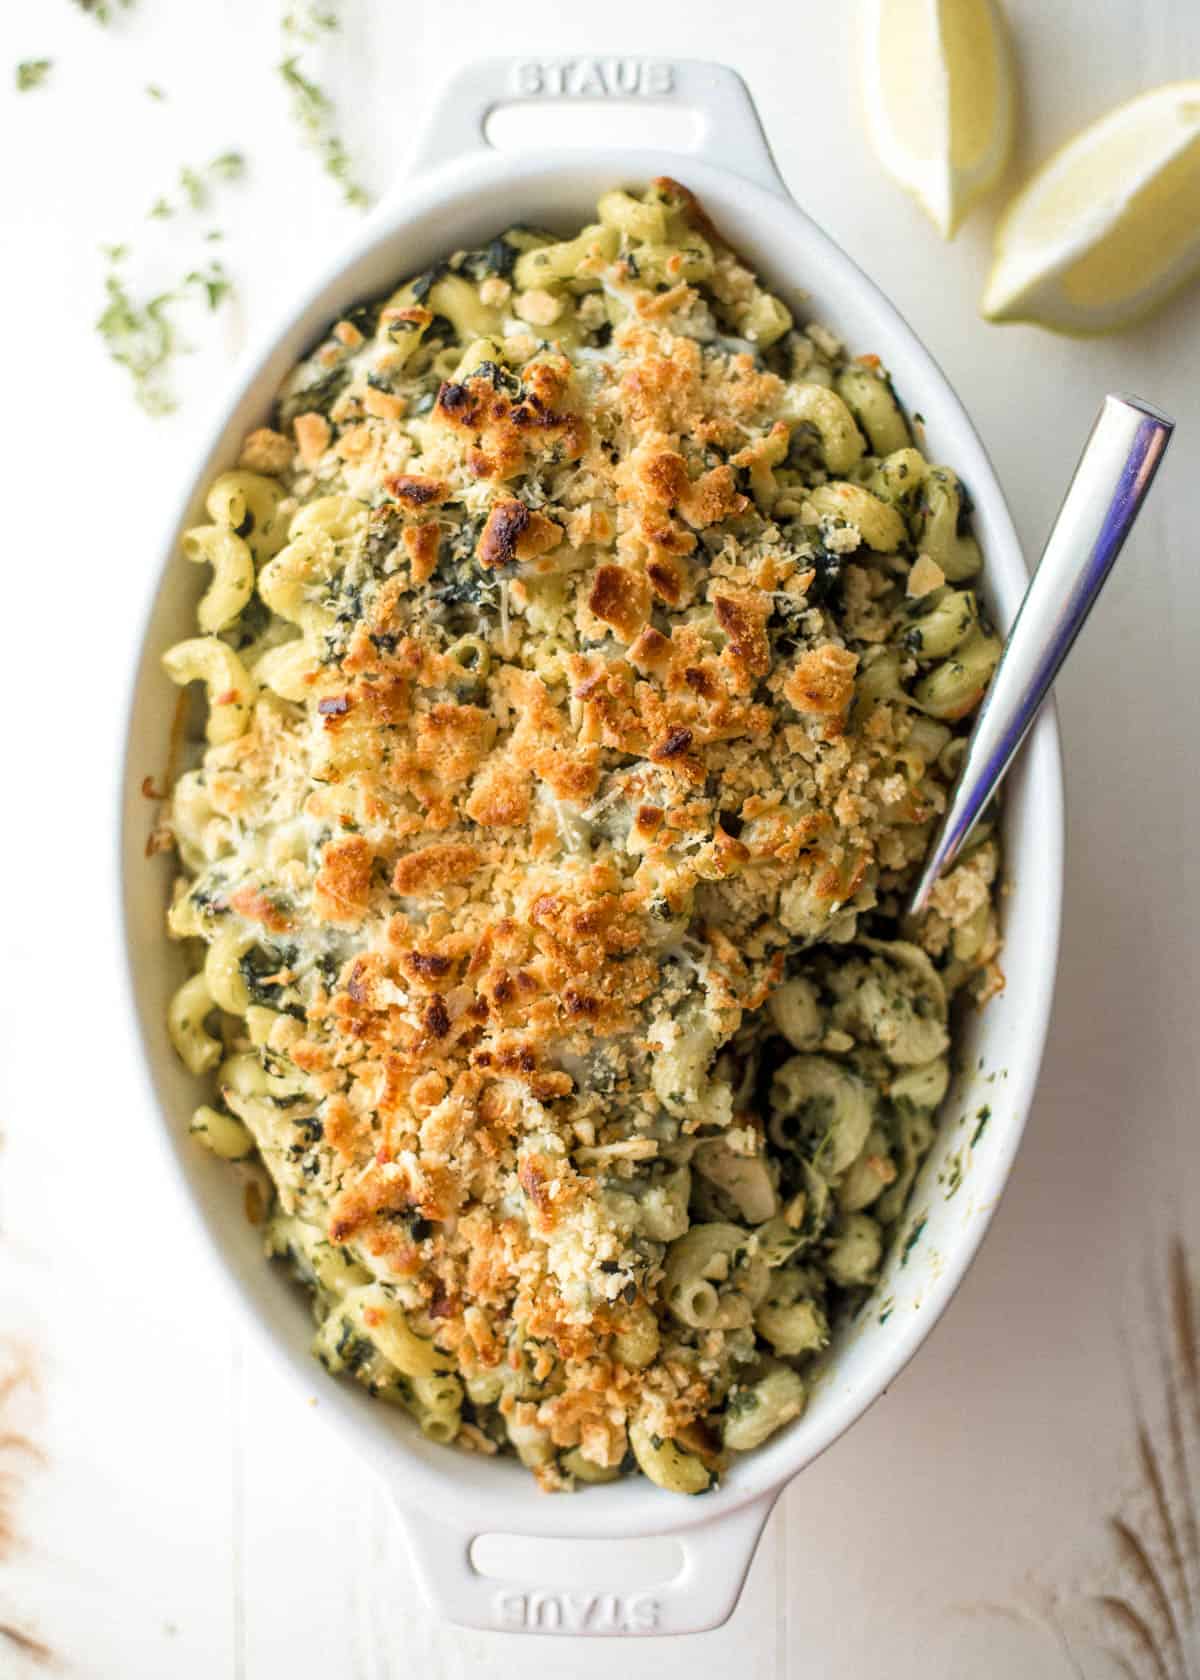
[119, 56, 1064, 1638]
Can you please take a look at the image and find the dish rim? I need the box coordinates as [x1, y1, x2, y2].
[117, 138, 1065, 1547]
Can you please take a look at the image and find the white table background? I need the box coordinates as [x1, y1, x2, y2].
[3, 2, 1199, 1674]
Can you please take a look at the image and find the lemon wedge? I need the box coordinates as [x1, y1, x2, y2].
[983, 81, 1200, 334]
[860, 0, 1015, 238]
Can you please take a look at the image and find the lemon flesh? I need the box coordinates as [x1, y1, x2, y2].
[861, 0, 1015, 238]
[983, 81, 1200, 334]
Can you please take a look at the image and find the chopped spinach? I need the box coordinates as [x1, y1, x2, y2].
[16, 60, 52, 91]
[225, 593, 270, 650]
[335, 1321, 374, 1374]
[278, 360, 350, 426]
[454, 236, 520, 282]
[408, 265, 446, 304]
[239, 943, 304, 1016]
[805, 542, 844, 609]
[471, 360, 522, 396]
[956, 477, 975, 533]
[339, 299, 380, 339]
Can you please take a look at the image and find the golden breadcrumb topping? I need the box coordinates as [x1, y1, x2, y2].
[161, 182, 1002, 1494]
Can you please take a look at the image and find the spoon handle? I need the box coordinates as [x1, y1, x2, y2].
[907, 393, 1174, 917]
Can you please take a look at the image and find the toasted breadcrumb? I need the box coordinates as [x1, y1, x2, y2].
[163, 183, 1002, 1494]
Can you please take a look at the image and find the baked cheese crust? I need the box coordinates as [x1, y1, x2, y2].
[160, 181, 1002, 1493]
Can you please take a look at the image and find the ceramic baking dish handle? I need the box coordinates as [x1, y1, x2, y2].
[403, 56, 789, 198]
[396, 1489, 778, 1636]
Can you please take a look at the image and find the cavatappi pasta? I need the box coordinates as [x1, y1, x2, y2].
[158, 181, 1003, 1494]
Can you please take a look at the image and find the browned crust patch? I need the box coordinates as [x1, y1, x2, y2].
[314, 836, 374, 924]
[392, 842, 482, 896]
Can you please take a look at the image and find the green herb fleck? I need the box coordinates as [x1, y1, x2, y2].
[900, 1215, 927, 1268]
[16, 59, 52, 92]
[810, 1110, 837, 1171]
[96, 269, 179, 416]
[279, 20, 369, 211]
[73, 0, 134, 21]
[148, 153, 247, 221]
[940, 1153, 964, 1199]
[180, 166, 207, 209]
[96, 251, 235, 416]
[146, 82, 165, 100]
[210, 150, 247, 182]
[970, 1105, 991, 1148]
[877, 1296, 894, 1325]
[185, 260, 232, 311]
[283, 3, 340, 38]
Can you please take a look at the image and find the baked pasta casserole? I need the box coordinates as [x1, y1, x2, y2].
[158, 181, 1003, 1494]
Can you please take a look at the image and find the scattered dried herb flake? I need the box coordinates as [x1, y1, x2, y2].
[279, 4, 369, 209]
[73, 0, 134, 21]
[16, 60, 52, 92]
[283, 4, 339, 38]
[149, 152, 247, 220]
[96, 250, 235, 416]
[900, 1216, 928, 1268]
[186, 260, 233, 311]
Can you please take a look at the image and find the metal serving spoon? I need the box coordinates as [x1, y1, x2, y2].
[907, 393, 1174, 918]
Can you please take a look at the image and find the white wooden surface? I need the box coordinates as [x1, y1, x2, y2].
[3, 1, 1199, 1673]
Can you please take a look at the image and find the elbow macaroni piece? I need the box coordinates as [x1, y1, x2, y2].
[513, 224, 619, 290]
[783, 383, 865, 473]
[838, 1126, 898, 1213]
[914, 628, 1002, 719]
[903, 589, 978, 659]
[632, 237, 715, 288]
[867, 445, 929, 515]
[561, 1449, 622, 1484]
[340, 1286, 454, 1377]
[257, 538, 337, 635]
[916, 468, 983, 580]
[251, 638, 318, 702]
[662, 1223, 767, 1331]
[427, 273, 504, 341]
[597, 188, 667, 243]
[755, 1285, 829, 1359]
[161, 637, 256, 744]
[693, 1139, 779, 1224]
[769, 1055, 874, 1175]
[412, 1371, 464, 1442]
[190, 1104, 255, 1160]
[205, 469, 289, 562]
[612, 1301, 661, 1369]
[742, 288, 792, 348]
[722, 1364, 806, 1452]
[825, 1213, 884, 1288]
[836, 364, 910, 456]
[807, 480, 905, 551]
[766, 975, 823, 1050]
[629, 1418, 713, 1495]
[288, 494, 368, 546]
[167, 974, 222, 1074]
[204, 925, 255, 1015]
[182, 525, 255, 633]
